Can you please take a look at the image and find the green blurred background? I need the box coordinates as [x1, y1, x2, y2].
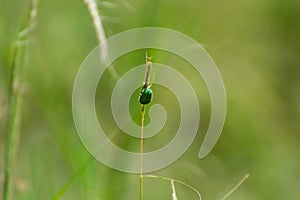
[1, 0, 300, 199]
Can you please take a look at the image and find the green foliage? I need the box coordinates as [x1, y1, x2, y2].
[1, 0, 300, 199]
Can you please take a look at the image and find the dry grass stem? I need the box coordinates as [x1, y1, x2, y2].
[221, 174, 250, 200]
[84, 0, 119, 79]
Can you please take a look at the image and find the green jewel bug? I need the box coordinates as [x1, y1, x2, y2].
[139, 84, 153, 105]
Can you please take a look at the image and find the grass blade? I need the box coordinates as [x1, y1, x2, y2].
[2, 0, 38, 199]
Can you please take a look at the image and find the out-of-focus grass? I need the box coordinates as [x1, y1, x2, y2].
[1, 0, 300, 199]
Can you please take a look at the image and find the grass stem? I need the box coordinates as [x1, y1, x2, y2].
[2, 0, 38, 199]
[171, 180, 178, 200]
[221, 174, 250, 200]
[84, 0, 119, 80]
[139, 55, 152, 200]
[144, 175, 202, 200]
[52, 157, 95, 200]
[140, 105, 145, 200]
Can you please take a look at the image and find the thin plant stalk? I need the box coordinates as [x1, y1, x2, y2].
[140, 106, 145, 200]
[2, 0, 38, 199]
[140, 56, 152, 200]
[52, 157, 95, 200]
[83, 0, 119, 80]
[171, 180, 178, 200]
[144, 175, 202, 200]
[221, 174, 250, 200]
[3, 45, 20, 200]
[52, 2, 119, 198]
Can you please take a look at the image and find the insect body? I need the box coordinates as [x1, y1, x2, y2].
[139, 54, 153, 105]
[139, 84, 153, 105]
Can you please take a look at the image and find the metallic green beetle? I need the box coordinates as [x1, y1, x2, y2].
[139, 84, 153, 105]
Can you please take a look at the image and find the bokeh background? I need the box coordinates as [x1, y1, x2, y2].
[1, 0, 300, 199]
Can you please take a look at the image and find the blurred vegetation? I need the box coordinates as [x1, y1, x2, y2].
[1, 0, 300, 199]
